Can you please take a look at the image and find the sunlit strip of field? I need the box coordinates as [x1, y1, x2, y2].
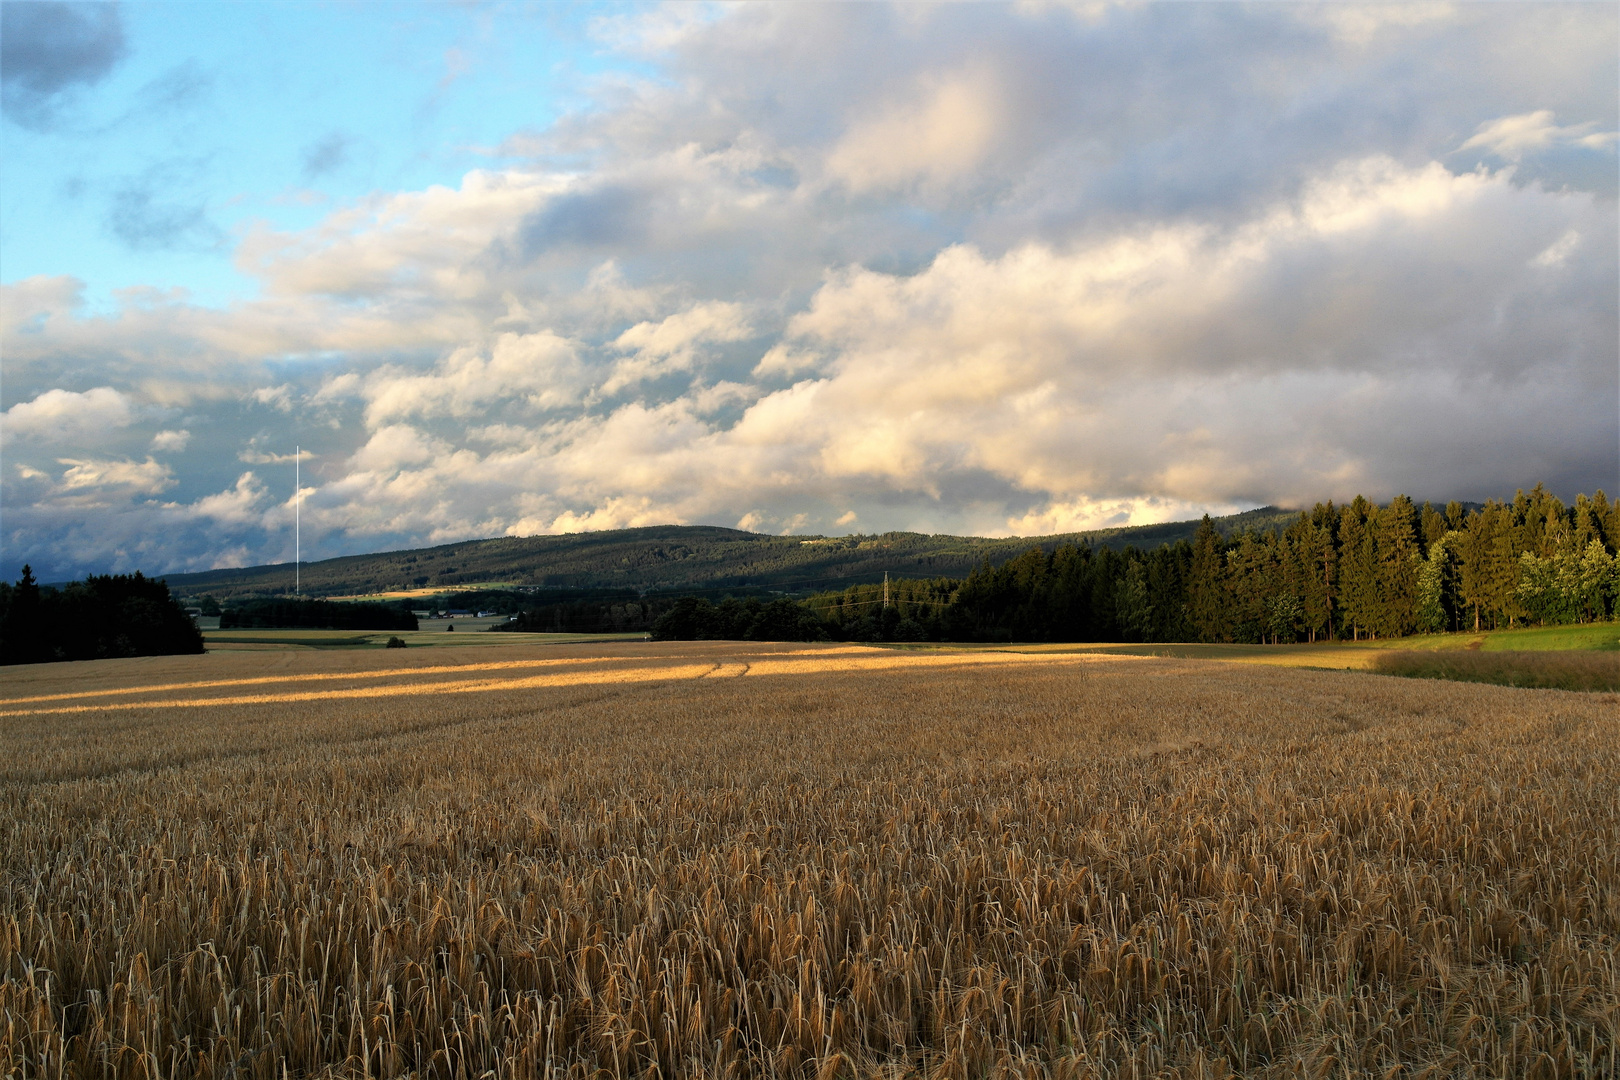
[739, 650, 1140, 678]
[0, 663, 721, 716]
[0, 645, 896, 708]
[1014, 642, 1389, 668]
[0, 654, 642, 706]
[0, 647, 1133, 718]
[321, 583, 531, 600]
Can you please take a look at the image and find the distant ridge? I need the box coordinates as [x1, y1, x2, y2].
[161, 508, 1301, 599]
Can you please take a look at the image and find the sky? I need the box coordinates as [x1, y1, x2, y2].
[1, 1, 1616, 583]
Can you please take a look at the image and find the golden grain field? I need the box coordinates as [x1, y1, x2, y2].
[2, 642, 1616, 1078]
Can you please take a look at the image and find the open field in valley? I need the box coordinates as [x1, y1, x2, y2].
[2, 642, 1616, 1077]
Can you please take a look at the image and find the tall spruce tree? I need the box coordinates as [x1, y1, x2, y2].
[1187, 515, 1228, 642]
[1308, 501, 1339, 639]
[1146, 542, 1193, 642]
[1225, 532, 1273, 643]
[0, 565, 46, 664]
[1573, 494, 1609, 552]
[1281, 513, 1320, 642]
[1420, 502, 1447, 548]
[1338, 498, 1376, 639]
[1458, 504, 1498, 632]
[1374, 495, 1422, 636]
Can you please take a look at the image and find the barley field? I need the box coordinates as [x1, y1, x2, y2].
[2, 643, 1616, 1078]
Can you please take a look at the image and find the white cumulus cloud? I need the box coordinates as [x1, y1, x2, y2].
[1460, 110, 1618, 161]
[57, 456, 174, 494]
[3, 386, 134, 443]
[150, 428, 190, 452]
[362, 331, 585, 426]
[602, 301, 753, 395]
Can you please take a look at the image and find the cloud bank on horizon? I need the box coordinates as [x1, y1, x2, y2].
[2, 1, 1616, 581]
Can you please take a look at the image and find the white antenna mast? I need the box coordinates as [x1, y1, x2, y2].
[295, 445, 300, 596]
[883, 570, 890, 611]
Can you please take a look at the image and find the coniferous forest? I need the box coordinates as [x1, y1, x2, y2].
[0, 568, 204, 665]
[6, 486, 1616, 653]
[218, 598, 418, 632]
[801, 486, 1620, 644]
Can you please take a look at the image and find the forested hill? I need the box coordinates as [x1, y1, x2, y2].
[159, 508, 1301, 599]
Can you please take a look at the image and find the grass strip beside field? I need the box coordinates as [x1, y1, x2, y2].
[1377, 621, 1620, 652]
[1371, 648, 1620, 692]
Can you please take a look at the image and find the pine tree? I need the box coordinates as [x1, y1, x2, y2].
[1515, 484, 1568, 558]
[1458, 505, 1497, 632]
[1374, 495, 1422, 636]
[1420, 502, 1447, 548]
[1115, 561, 1153, 642]
[0, 565, 46, 665]
[1145, 542, 1192, 642]
[1492, 499, 1531, 627]
[1225, 532, 1273, 643]
[1598, 490, 1620, 554]
[1306, 501, 1339, 640]
[1187, 516, 1228, 643]
[1283, 513, 1324, 642]
[1338, 498, 1376, 639]
[1574, 492, 1617, 555]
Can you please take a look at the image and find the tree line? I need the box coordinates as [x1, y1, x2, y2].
[9, 486, 1615, 658]
[650, 596, 829, 641]
[801, 487, 1619, 644]
[219, 598, 418, 631]
[493, 589, 674, 634]
[0, 567, 203, 665]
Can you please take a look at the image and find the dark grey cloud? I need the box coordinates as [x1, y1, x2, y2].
[302, 132, 351, 180]
[106, 183, 223, 252]
[132, 60, 211, 115]
[1460, 142, 1620, 197]
[1, 1, 127, 128]
[517, 184, 645, 255]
